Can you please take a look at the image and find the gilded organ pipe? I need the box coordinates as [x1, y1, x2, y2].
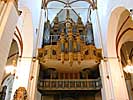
[68, 28, 73, 66]
[60, 31, 65, 63]
[76, 32, 81, 64]
[73, 41, 77, 52]
[39, 9, 101, 66]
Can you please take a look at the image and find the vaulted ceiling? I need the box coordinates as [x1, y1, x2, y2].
[42, 0, 97, 24]
[121, 41, 133, 67]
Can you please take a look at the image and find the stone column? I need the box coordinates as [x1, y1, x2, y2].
[100, 58, 129, 100]
[10, 57, 32, 100]
[125, 78, 133, 100]
[35, 9, 45, 54]
[0, 1, 5, 14]
[27, 59, 40, 100]
[0, 1, 18, 85]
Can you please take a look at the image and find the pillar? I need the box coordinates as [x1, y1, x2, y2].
[100, 58, 129, 100]
[10, 57, 33, 100]
[0, 1, 18, 85]
[125, 78, 133, 100]
[0, 1, 5, 14]
[36, 9, 45, 50]
[28, 59, 40, 100]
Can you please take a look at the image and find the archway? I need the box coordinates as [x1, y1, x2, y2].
[16, 7, 34, 57]
[113, 7, 133, 99]
[1, 40, 19, 100]
[110, 7, 133, 100]
[107, 7, 133, 57]
[102, 6, 133, 99]
[10, 7, 38, 100]
[120, 41, 133, 100]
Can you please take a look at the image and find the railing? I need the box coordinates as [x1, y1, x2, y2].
[38, 78, 102, 90]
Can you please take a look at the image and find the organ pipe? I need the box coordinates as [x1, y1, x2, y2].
[76, 32, 81, 64]
[60, 31, 65, 63]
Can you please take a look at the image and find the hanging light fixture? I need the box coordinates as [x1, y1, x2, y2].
[5, 52, 18, 75]
[123, 44, 133, 73]
[123, 58, 133, 73]
[5, 60, 17, 75]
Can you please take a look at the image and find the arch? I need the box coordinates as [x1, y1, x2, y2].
[1, 75, 14, 100]
[14, 27, 23, 57]
[16, 7, 34, 57]
[2, 75, 14, 87]
[44, 0, 93, 7]
[10, 7, 35, 100]
[107, 6, 133, 58]
[120, 41, 133, 100]
[1, 39, 19, 100]
[6, 40, 19, 64]
[2, 39, 19, 84]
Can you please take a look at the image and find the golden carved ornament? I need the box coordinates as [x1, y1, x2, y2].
[13, 87, 28, 100]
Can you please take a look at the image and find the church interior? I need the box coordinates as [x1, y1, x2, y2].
[0, 0, 133, 100]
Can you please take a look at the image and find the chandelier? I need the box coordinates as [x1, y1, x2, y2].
[123, 43, 133, 73]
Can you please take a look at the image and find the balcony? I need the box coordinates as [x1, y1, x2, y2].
[38, 35, 102, 71]
[38, 78, 102, 91]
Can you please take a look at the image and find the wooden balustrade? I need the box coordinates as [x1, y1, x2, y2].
[38, 78, 102, 90]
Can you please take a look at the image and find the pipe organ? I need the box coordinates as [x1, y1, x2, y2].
[38, 10, 102, 68]
[37, 1, 102, 99]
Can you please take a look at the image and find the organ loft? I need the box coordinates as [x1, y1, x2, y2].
[37, 8, 102, 100]
[0, 0, 132, 100]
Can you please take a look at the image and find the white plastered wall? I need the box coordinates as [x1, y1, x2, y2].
[98, 7, 132, 100]
[90, 0, 133, 99]
[18, 0, 42, 56]
[10, 7, 35, 100]
[91, 0, 133, 56]
[0, 1, 19, 85]
[10, 0, 42, 98]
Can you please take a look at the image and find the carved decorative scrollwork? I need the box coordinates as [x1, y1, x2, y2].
[13, 87, 28, 100]
[38, 40, 102, 65]
[39, 10, 102, 67]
